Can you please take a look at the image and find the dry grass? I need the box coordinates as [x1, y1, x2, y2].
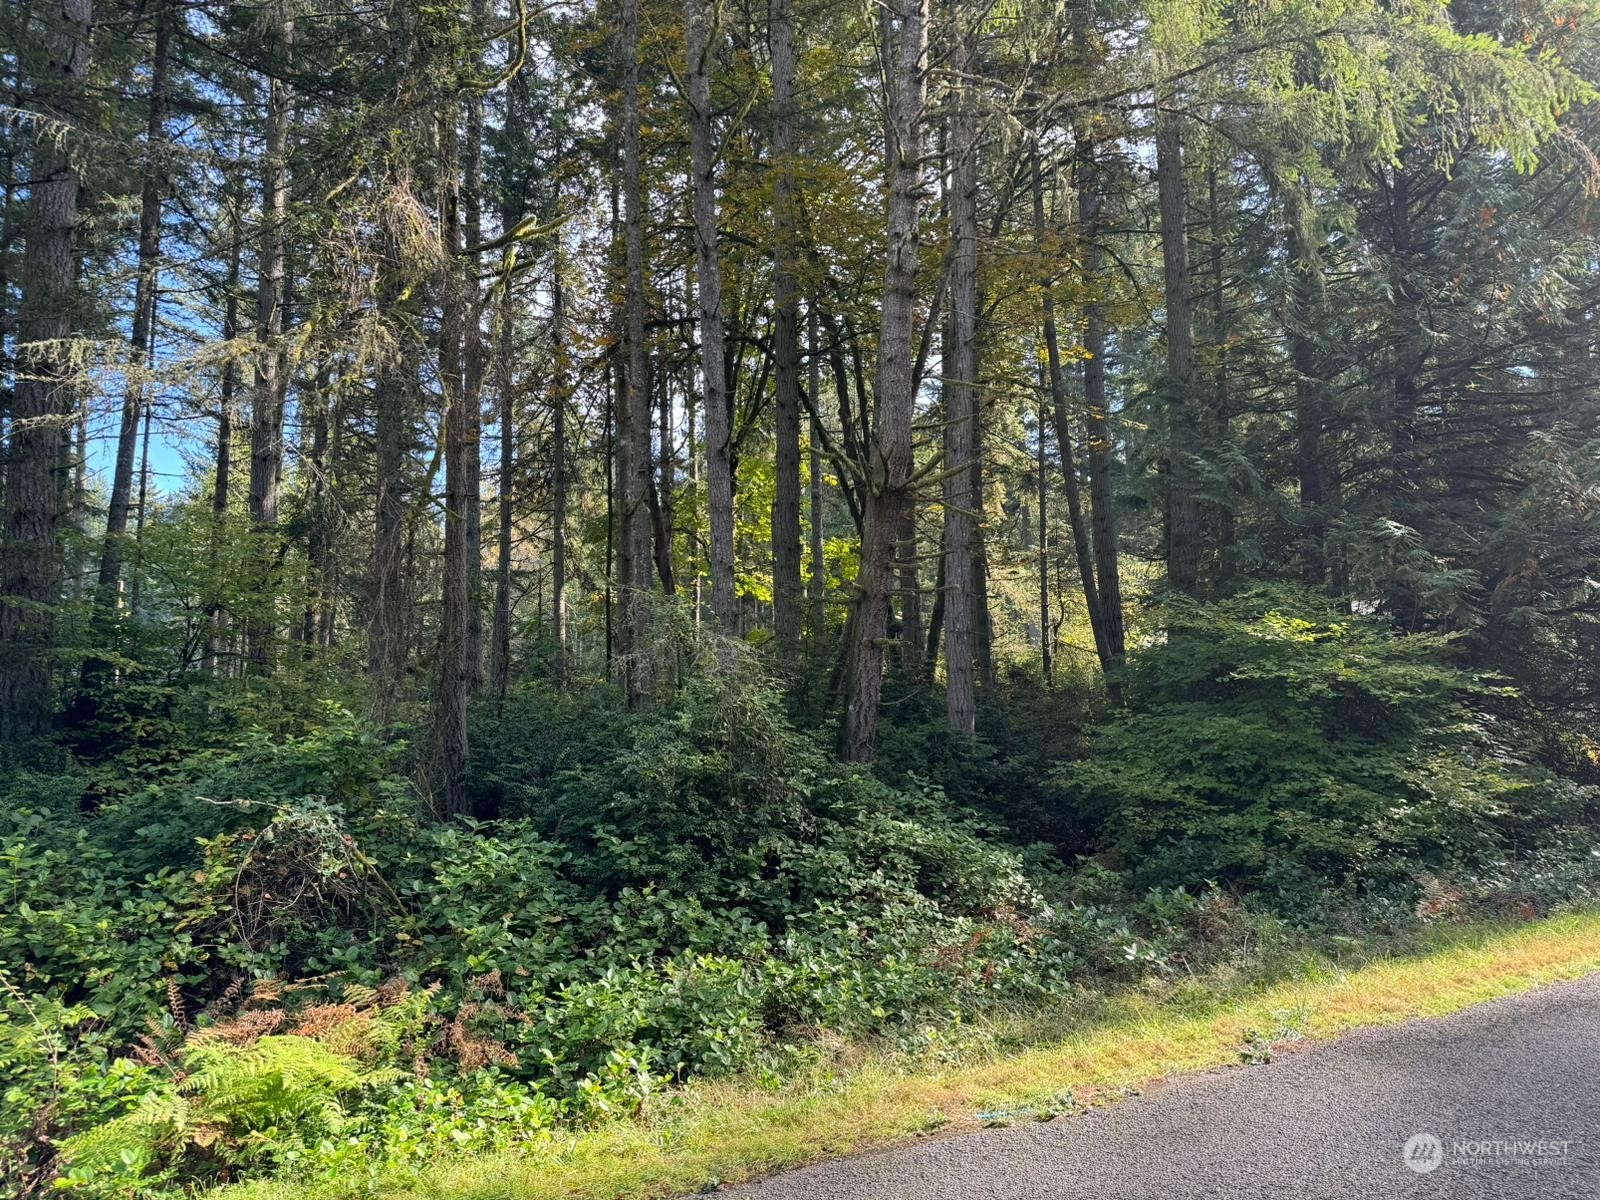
[220, 910, 1600, 1200]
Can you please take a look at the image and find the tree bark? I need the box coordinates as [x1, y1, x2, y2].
[462, 0, 487, 688]
[1, 0, 92, 740]
[302, 364, 332, 647]
[437, 103, 472, 819]
[203, 180, 243, 675]
[685, 0, 737, 632]
[1036, 392, 1052, 686]
[1032, 144, 1113, 677]
[1155, 108, 1200, 595]
[839, 0, 928, 762]
[618, 0, 655, 702]
[1286, 170, 1330, 585]
[550, 256, 569, 668]
[769, 0, 803, 659]
[369, 281, 413, 721]
[942, 35, 978, 734]
[1075, 110, 1125, 665]
[807, 304, 826, 643]
[491, 278, 516, 702]
[896, 496, 922, 673]
[247, 27, 293, 668]
[128, 378, 154, 616]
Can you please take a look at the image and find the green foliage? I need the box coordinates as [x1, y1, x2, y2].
[62, 1036, 397, 1190]
[6, 623, 1597, 1196]
[1057, 587, 1596, 891]
[0, 992, 159, 1190]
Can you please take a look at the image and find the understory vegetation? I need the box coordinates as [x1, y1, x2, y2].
[5, 590, 1599, 1197]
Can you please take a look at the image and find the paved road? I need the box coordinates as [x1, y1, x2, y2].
[717, 974, 1600, 1200]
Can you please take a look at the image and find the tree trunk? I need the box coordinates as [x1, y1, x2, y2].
[550, 256, 569, 669]
[437, 104, 472, 819]
[942, 40, 978, 734]
[369, 303, 412, 722]
[971, 434, 994, 687]
[839, 0, 928, 762]
[923, 533, 945, 678]
[302, 364, 332, 648]
[650, 351, 677, 595]
[1, 0, 92, 740]
[129, 374, 155, 616]
[896, 497, 922, 673]
[685, 0, 737, 632]
[807, 304, 826, 643]
[1032, 144, 1113, 677]
[1287, 170, 1329, 585]
[1204, 162, 1235, 579]
[318, 371, 345, 648]
[1036, 393, 1052, 686]
[203, 185, 243, 675]
[1155, 108, 1200, 595]
[769, 0, 803, 659]
[247, 28, 293, 668]
[491, 279, 516, 702]
[618, 0, 655, 702]
[95, 4, 169, 611]
[1387, 165, 1423, 506]
[1075, 113, 1125, 665]
[462, 0, 487, 689]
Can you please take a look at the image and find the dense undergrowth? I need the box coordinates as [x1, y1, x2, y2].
[3, 588, 1598, 1197]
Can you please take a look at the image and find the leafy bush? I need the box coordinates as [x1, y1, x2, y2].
[1057, 587, 1597, 889]
[0, 993, 159, 1191]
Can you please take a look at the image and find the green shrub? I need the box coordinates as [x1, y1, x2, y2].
[0, 993, 160, 1190]
[1057, 587, 1596, 889]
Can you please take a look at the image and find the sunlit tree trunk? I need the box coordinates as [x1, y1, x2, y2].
[550, 257, 569, 669]
[685, 0, 736, 631]
[942, 26, 978, 734]
[839, 0, 928, 761]
[807, 304, 826, 644]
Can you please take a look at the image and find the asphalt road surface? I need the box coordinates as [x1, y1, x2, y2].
[717, 974, 1600, 1200]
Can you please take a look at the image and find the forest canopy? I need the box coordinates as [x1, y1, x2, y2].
[3, 0, 1600, 1192]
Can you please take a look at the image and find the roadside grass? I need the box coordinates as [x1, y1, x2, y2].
[222, 910, 1600, 1200]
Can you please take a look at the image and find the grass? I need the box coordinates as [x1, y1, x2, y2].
[224, 909, 1600, 1200]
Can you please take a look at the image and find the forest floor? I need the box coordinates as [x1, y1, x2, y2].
[221, 910, 1600, 1200]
